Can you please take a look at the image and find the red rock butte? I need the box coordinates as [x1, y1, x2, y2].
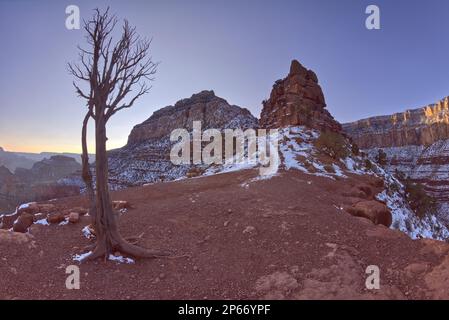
[259, 60, 342, 132]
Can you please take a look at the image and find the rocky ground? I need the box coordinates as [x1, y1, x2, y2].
[2, 168, 449, 300]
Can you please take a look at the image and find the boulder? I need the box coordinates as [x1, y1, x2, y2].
[17, 202, 39, 215]
[0, 229, 35, 245]
[13, 213, 34, 233]
[37, 204, 56, 214]
[112, 201, 131, 210]
[68, 212, 80, 223]
[346, 200, 392, 227]
[343, 185, 374, 200]
[47, 212, 65, 224]
[70, 207, 88, 216]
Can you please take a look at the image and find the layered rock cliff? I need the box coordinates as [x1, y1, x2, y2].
[343, 97, 449, 217]
[260, 60, 341, 132]
[108, 90, 258, 188]
[343, 97, 449, 148]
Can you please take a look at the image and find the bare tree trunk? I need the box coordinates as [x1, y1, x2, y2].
[86, 112, 171, 261]
[81, 112, 96, 222]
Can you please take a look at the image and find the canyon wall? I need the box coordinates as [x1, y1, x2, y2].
[343, 97, 449, 213]
[343, 97, 449, 148]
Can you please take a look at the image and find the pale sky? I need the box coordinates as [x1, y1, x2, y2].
[1, 0, 449, 153]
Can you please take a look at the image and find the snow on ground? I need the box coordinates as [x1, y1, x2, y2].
[276, 126, 449, 241]
[73, 251, 92, 262]
[108, 254, 135, 264]
[82, 225, 94, 239]
[376, 170, 449, 241]
[34, 219, 49, 226]
[279, 126, 353, 180]
[59, 219, 69, 226]
[72, 251, 134, 264]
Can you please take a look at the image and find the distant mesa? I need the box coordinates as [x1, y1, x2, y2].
[0, 155, 82, 213]
[14, 155, 81, 184]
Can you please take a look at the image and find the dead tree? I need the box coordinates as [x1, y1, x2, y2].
[68, 8, 170, 261]
[81, 107, 96, 221]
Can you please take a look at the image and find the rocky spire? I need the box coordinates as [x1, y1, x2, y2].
[259, 60, 342, 132]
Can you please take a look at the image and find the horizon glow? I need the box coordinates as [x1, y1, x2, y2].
[1, 0, 449, 154]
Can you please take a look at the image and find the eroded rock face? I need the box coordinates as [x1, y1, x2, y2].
[259, 60, 341, 132]
[108, 90, 258, 188]
[127, 90, 257, 144]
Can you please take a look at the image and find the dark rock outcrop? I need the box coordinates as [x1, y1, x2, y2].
[259, 60, 341, 132]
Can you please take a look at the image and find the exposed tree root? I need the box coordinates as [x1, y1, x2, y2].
[79, 233, 189, 263]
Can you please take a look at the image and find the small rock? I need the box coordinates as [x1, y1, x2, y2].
[37, 203, 56, 214]
[243, 226, 256, 234]
[14, 213, 34, 233]
[47, 212, 65, 224]
[17, 202, 39, 215]
[68, 212, 80, 223]
[193, 266, 199, 272]
[70, 207, 89, 216]
[112, 201, 130, 210]
[227, 209, 233, 214]
[223, 220, 230, 227]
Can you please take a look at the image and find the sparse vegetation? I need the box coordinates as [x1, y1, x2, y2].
[404, 179, 437, 218]
[323, 164, 335, 173]
[315, 131, 349, 160]
[364, 159, 373, 171]
[394, 169, 407, 182]
[303, 160, 317, 173]
[351, 143, 360, 156]
[376, 148, 387, 166]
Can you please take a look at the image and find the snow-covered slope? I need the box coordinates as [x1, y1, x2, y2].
[275, 126, 449, 241]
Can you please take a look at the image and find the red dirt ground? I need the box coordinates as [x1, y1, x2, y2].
[1, 169, 449, 300]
